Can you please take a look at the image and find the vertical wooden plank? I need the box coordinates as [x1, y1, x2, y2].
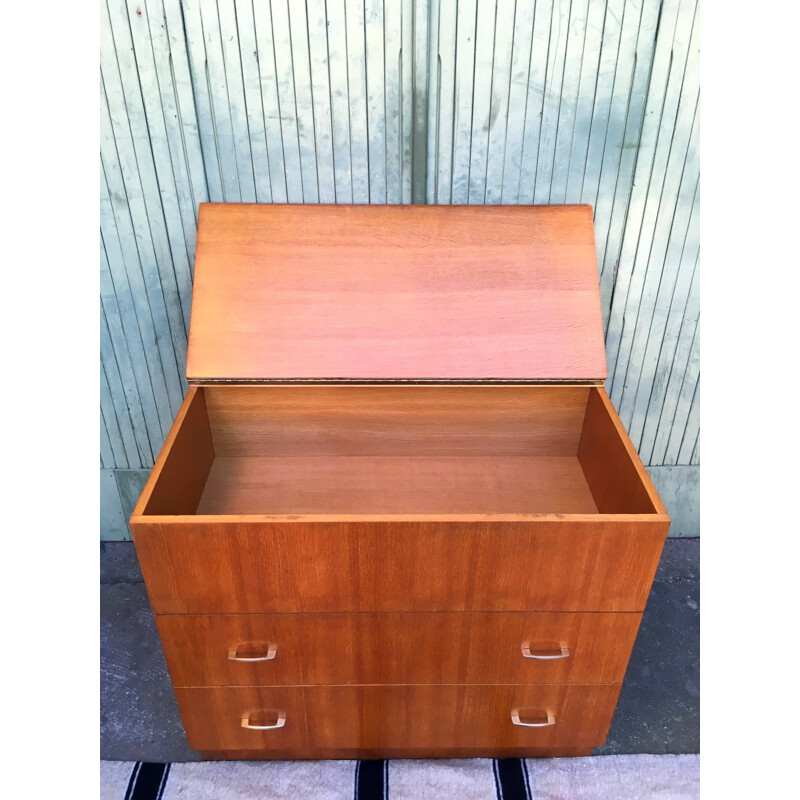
[564, 0, 606, 202]
[450, 0, 478, 204]
[431, 0, 456, 203]
[286, 0, 321, 202]
[425, 0, 441, 203]
[101, 302, 143, 468]
[181, 0, 225, 200]
[100, 73, 184, 429]
[690, 432, 699, 466]
[531, 0, 571, 204]
[637, 180, 700, 464]
[606, 0, 697, 408]
[100, 411, 114, 470]
[411, 0, 429, 203]
[346, 0, 371, 201]
[548, 0, 590, 204]
[125, 0, 195, 330]
[99, 198, 163, 461]
[663, 358, 699, 466]
[210, 0, 259, 202]
[251, 0, 292, 202]
[229, 0, 274, 202]
[517, 0, 554, 204]
[578, 0, 625, 209]
[195, 0, 245, 200]
[102, 1, 187, 411]
[484, 0, 523, 205]
[306, 0, 337, 202]
[400, 0, 414, 202]
[498, 1, 535, 204]
[649, 257, 700, 466]
[325, 0, 353, 202]
[100, 361, 128, 469]
[142, 0, 207, 261]
[594, 0, 662, 325]
[161, 0, 210, 220]
[268, 0, 310, 201]
[466, 0, 499, 205]
[676, 378, 700, 466]
[383, 0, 404, 203]
[624, 95, 700, 448]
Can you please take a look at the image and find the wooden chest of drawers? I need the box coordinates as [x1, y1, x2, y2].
[131, 204, 669, 759]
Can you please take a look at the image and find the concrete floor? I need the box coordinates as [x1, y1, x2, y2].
[100, 538, 699, 761]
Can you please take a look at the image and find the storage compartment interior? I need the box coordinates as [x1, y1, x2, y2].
[138, 386, 662, 517]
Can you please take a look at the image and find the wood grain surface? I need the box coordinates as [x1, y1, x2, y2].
[131, 517, 668, 614]
[156, 611, 642, 687]
[194, 456, 598, 515]
[185, 204, 607, 382]
[133, 387, 214, 516]
[579, 388, 667, 514]
[174, 683, 621, 753]
[203, 384, 590, 457]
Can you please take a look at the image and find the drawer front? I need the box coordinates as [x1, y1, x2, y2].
[132, 519, 667, 613]
[174, 684, 621, 753]
[157, 611, 641, 687]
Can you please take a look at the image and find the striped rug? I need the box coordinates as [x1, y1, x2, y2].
[101, 754, 699, 799]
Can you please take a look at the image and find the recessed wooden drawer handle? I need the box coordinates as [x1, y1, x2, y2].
[241, 711, 286, 730]
[228, 644, 277, 662]
[511, 708, 556, 728]
[521, 643, 570, 660]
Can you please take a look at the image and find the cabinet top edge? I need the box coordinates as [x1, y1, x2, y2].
[130, 513, 671, 525]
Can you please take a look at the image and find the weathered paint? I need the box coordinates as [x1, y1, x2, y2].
[647, 466, 700, 538]
[101, 469, 129, 541]
[100, 0, 699, 539]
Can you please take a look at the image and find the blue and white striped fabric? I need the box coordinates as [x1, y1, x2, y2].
[100, 755, 699, 799]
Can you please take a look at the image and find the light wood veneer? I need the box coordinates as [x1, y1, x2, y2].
[174, 684, 622, 753]
[157, 611, 642, 687]
[131, 205, 670, 760]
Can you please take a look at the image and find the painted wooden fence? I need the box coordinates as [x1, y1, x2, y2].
[100, 0, 699, 538]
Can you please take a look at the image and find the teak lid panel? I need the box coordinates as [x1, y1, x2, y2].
[186, 204, 607, 383]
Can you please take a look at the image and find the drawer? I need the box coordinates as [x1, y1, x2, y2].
[131, 385, 669, 614]
[157, 611, 642, 687]
[174, 684, 621, 755]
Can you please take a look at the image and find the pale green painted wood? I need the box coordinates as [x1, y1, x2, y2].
[100, 0, 701, 543]
[548, 0, 591, 205]
[497, 0, 537, 205]
[578, 0, 626, 214]
[450, 0, 478, 205]
[606, 0, 698, 410]
[181, 0, 225, 199]
[250, 0, 291, 202]
[365, 0, 388, 202]
[647, 466, 700, 538]
[306, 0, 337, 203]
[103, 0, 191, 407]
[595, 0, 663, 326]
[125, 0, 197, 325]
[101, 469, 130, 541]
[115, 470, 152, 523]
[465, 0, 499, 205]
[564, 0, 606, 203]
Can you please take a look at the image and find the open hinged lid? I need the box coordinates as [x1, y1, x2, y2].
[186, 204, 607, 384]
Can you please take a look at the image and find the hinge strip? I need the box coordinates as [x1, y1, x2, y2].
[188, 377, 606, 386]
